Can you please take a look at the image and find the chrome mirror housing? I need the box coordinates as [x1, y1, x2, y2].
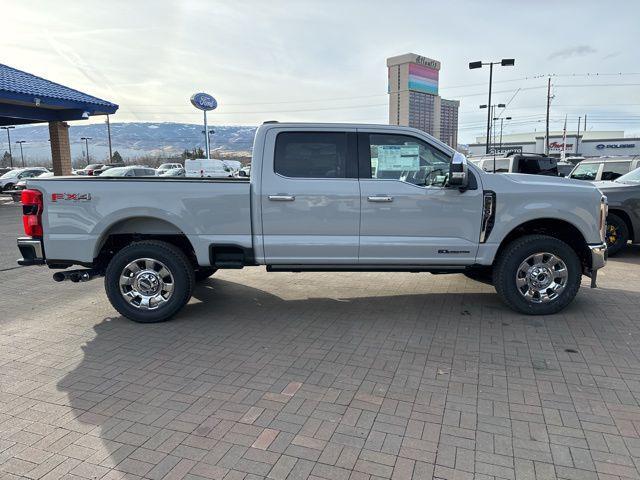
[448, 152, 469, 188]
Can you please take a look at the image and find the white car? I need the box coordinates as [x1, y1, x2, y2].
[0, 167, 49, 192]
[157, 163, 183, 175]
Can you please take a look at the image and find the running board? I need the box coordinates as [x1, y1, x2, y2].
[266, 264, 466, 273]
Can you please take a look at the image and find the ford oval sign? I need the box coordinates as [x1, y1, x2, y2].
[190, 93, 217, 111]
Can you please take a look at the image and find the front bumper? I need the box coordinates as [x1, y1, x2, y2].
[589, 243, 607, 271]
[17, 237, 45, 266]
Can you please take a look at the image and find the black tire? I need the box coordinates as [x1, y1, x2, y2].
[105, 240, 195, 323]
[3, 183, 14, 192]
[463, 267, 494, 285]
[493, 235, 581, 315]
[605, 213, 629, 256]
[195, 267, 218, 281]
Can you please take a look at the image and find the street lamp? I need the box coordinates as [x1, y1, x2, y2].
[480, 103, 506, 152]
[15, 140, 26, 167]
[1, 126, 15, 167]
[80, 137, 92, 166]
[469, 58, 515, 153]
[492, 116, 512, 151]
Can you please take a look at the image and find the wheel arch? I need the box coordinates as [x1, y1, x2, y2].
[94, 216, 197, 268]
[495, 218, 591, 269]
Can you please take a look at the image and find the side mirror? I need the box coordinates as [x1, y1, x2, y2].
[448, 152, 468, 189]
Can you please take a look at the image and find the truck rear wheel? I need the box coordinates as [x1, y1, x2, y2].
[105, 240, 195, 323]
[493, 235, 581, 315]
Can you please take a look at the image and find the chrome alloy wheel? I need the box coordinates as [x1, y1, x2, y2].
[515, 252, 568, 304]
[119, 258, 174, 310]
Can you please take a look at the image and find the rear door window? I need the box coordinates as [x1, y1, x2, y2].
[601, 161, 631, 181]
[274, 132, 349, 178]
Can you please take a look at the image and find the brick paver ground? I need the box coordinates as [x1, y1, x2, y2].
[1, 242, 639, 479]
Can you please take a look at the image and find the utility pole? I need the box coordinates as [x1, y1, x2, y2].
[1, 126, 15, 167]
[545, 77, 551, 155]
[106, 115, 113, 161]
[576, 116, 581, 156]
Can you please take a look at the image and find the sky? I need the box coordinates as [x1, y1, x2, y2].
[2, 0, 640, 144]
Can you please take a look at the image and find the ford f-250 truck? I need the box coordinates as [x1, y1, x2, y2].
[17, 123, 608, 322]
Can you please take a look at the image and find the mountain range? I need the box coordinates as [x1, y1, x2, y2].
[2, 122, 257, 164]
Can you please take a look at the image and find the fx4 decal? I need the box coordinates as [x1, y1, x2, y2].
[51, 193, 92, 202]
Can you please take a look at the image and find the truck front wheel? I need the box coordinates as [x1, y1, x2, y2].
[105, 240, 195, 323]
[493, 235, 581, 315]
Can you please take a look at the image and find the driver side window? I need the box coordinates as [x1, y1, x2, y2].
[365, 134, 451, 187]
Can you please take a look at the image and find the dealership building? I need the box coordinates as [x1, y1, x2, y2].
[467, 130, 640, 158]
[387, 53, 459, 148]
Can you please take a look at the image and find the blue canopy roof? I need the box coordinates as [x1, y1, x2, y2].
[0, 64, 118, 126]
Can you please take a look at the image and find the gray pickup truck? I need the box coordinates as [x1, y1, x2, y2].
[17, 123, 608, 322]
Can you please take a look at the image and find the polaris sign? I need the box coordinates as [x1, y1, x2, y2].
[190, 93, 217, 111]
[596, 143, 636, 150]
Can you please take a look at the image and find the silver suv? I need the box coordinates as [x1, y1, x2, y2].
[569, 156, 640, 182]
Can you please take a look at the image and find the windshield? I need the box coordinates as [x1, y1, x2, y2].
[86, 164, 103, 170]
[570, 163, 599, 180]
[616, 167, 640, 183]
[100, 167, 129, 176]
[0, 170, 20, 179]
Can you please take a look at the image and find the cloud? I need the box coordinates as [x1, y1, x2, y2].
[548, 45, 596, 60]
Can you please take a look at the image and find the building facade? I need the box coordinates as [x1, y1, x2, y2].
[467, 130, 640, 158]
[387, 53, 459, 148]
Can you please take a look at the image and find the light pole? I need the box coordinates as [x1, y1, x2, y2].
[479, 103, 505, 152]
[80, 137, 92, 165]
[15, 140, 26, 167]
[469, 59, 515, 153]
[493, 116, 512, 152]
[1, 126, 15, 167]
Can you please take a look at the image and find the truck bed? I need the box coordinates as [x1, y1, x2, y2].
[27, 176, 252, 266]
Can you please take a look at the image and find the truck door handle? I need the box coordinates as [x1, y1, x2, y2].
[268, 195, 295, 201]
[367, 195, 393, 202]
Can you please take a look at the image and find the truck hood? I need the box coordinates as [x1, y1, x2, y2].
[497, 172, 597, 190]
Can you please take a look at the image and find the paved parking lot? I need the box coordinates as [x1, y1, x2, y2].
[1, 200, 640, 479]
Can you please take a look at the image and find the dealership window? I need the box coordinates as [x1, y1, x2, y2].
[366, 134, 450, 187]
[274, 132, 348, 178]
[601, 161, 630, 181]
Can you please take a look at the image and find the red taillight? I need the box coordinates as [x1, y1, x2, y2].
[21, 189, 43, 237]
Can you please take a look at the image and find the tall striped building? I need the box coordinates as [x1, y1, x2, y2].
[387, 53, 459, 149]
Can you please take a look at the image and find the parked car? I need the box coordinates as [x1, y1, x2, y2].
[0, 167, 48, 192]
[10, 172, 54, 201]
[569, 156, 640, 182]
[184, 158, 233, 178]
[594, 167, 640, 255]
[93, 163, 126, 176]
[99, 166, 157, 177]
[237, 166, 251, 178]
[80, 163, 105, 176]
[159, 167, 185, 177]
[0, 167, 15, 176]
[17, 122, 607, 322]
[157, 163, 183, 175]
[472, 153, 558, 176]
